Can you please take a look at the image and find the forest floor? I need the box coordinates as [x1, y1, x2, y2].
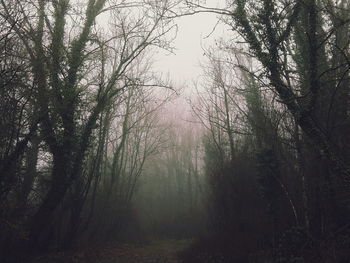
[27, 239, 194, 263]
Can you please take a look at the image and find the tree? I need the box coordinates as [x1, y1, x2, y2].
[185, 0, 350, 202]
[0, 0, 175, 249]
[0, 7, 37, 202]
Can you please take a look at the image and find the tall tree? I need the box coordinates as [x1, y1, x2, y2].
[0, 0, 175, 249]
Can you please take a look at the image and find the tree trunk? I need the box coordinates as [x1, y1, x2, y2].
[14, 135, 40, 217]
[28, 153, 69, 250]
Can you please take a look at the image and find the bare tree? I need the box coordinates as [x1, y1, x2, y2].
[0, 0, 176, 249]
[184, 0, 350, 198]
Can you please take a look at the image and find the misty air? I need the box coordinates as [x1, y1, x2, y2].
[1, 0, 350, 262]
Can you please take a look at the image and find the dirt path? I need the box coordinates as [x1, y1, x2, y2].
[95, 239, 193, 263]
[29, 239, 193, 263]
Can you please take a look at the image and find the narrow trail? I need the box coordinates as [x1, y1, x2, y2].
[30, 239, 193, 263]
[96, 239, 193, 263]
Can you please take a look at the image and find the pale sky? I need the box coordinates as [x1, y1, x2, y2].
[153, 11, 224, 88]
[96, 1, 226, 91]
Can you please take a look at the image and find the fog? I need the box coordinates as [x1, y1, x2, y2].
[1, 1, 350, 263]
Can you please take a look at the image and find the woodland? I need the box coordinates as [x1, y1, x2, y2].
[0, 0, 350, 262]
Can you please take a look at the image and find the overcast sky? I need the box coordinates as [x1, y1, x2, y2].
[153, 11, 224, 88]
